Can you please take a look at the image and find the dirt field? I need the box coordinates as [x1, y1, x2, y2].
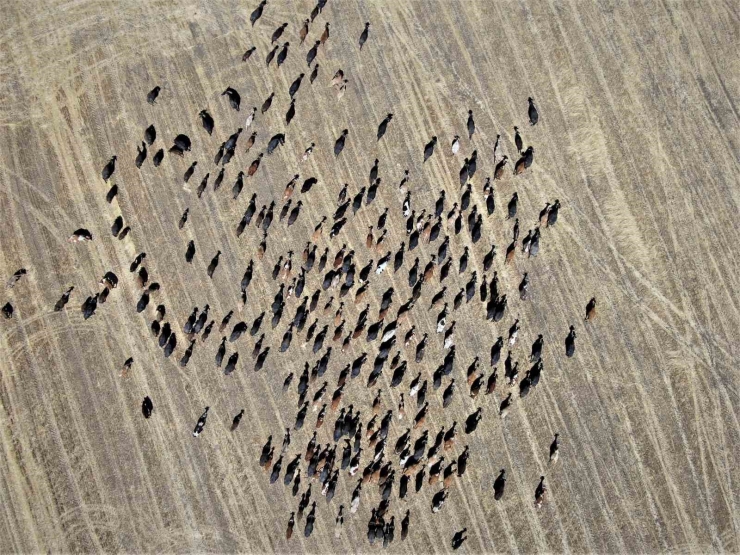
[1, 0, 739, 552]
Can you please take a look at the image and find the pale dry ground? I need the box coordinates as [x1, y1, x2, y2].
[0, 0, 739, 553]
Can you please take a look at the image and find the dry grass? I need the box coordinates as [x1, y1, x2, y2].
[0, 0, 739, 553]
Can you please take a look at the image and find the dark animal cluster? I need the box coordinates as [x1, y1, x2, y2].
[1, 0, 601, 548]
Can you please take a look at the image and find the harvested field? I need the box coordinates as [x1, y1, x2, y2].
[0, 0, 739, 553]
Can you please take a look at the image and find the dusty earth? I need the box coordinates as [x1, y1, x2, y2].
[1, 0, 739, 553]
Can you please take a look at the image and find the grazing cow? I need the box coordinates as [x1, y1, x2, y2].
[144, 124, 156, 145]
[565, 326, 576, 357]
[207, 251, 221, 278]
[528, 227, 541, 257]
[224, 128, 243, 152]
[459, 158, 469, 186]
[288, 74, 305, 99]
[100, 272, 118, 289]
[451, 135, 460, 156]
[464, 408, 482, 434]
[276, 42, 289, 67]
[2, 302, 13, 319]
[298, 18, 310, 43]
[489, 156, 508, 184]
[6, 268, 27, 289]
[298, 143, 315, 164]
[508, 319, 520, 347]
[469, 374, 484, 398]
[232, 171, 245, 200]
[219, 310, 234, 333]
[286, 512, 295, 540]
[54, 286, 74, 311]
[514, 126, 523, 154]
[468, 149, 479, 180]
[135, 142, 147, 168]
[147, 86, 160, 104]
[250, 0, 266, 26]
[519, 371, 532, 397]
[173, 133, 191, 152]
[142, 396, 153, 418]
[534, 476, 548, 508]
[547, 199, 560, 226]
[270, 21, 287, 43]
[215, 337, 226, 367]
[491, 295, 507, 322]
[358, 22, 370, 50]
[307, 40, 320, 67]
[162, 331, 177, 356]
[178, 208, 189, 229]
[183, 161, 197, 183]
[261, 92, 275, 114]
[101, 156, 116, 181]
[431, 488, 448, 513]
[229, 409, 244, 432]
[452, 528, 468, 550]
[318, 19, 331, 44]
[105, 184, 118, 204]
[111, 216, 123, 237]
[180, 340, 195, 367]
[499, 393, 512, 418]
[334, 129, 349, 157]
[192, 406, 209, 437]
[528, 97, 539, 125]
[493, 469, 506, 500]
[539, 203, 551, 227]
[222, 87, 241, 111]
[242, 46, 256, 62]
[489, 336, 503, 367]
[279, 200, 292, 223]
[485, 186, 495, 216]
[247, 154, 263, 177]
[295, 402, 309, 430]
[549, 433, 560, 464]
[492, 133, 502, 162]
[423, 136, 438, 163]
[185, 240, 195, 263]
[68, 229, 93, 243]
[242, 109, 256, 134]
[507, 192, 518, 220]
[224, 352, 239, 376]
[515, 147, 533, 174]
[303, 501, 316, 538]
[221, 145, 235, 166]
[267, 133, 286, 154]
[523, 146, 535, 168]
[530, 334, 544, 362]
[199, 110, 214, 135]
[377, 113, 393, 141]
[457, 446, 469, 477]
[585, 297, 597, 321]
[158, 322, 171, 347]
[400, 510, 410, 540]
[244, 130, 257, 152]
[329, 70, 345, 91]
[81, 294, 98, 319]
[97, 287, 110, 305]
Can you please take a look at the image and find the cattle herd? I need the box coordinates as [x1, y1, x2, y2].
[1, 0, 601, 549]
